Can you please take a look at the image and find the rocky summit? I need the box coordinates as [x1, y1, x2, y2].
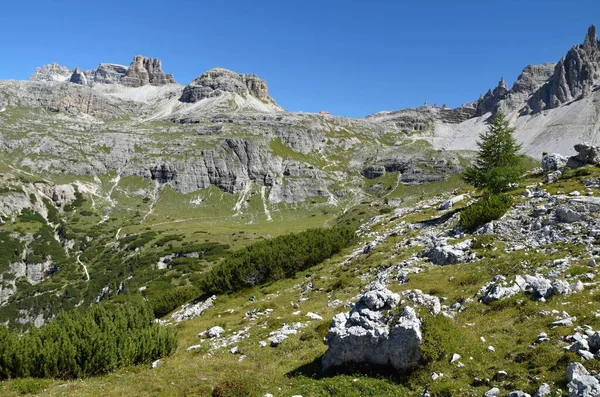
[5, 23, 600, 397]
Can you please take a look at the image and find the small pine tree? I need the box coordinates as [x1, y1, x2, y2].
[463, 112, 524, 193]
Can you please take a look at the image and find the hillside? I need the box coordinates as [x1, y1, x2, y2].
[2, 24, 600, 397]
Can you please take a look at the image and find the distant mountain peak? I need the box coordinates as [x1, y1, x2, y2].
[180, 67, 277, 105]
[29, 63, 72, 82]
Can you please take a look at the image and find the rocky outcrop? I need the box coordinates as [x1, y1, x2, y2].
[567, 143, 600, 168]
[91, 63, 128, 85]
[120, 55, 176, 87]
[322, 288, 422, 373]
[476, 78, 510, 116]
[180, 68, 276, 104]
[366, 104, 477, 131]
[29, 63, 72, 82]
[527, 25, 600, 113]
[511, 63, 556, 95]
[69, 67, 87, 86]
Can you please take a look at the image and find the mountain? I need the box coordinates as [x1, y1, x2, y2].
[2, 23, 600, 397]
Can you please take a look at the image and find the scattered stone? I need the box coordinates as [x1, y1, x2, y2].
[207, 326, 224, 338]
[508, 391, 531, 397]
[484, 387, 500, 397]
[186, 344, 202, 352]
[534, 383, 551, 397]
[306, 312, 323, 321]
[487, 346, 496, 352]
[258, 341, 267, 348]
[328, 299, 342, 308]
[494, 370, 508, 380]
[170, 295, 216, 322]
[450, 353, 461, 363]
[151, 359, 160, 369]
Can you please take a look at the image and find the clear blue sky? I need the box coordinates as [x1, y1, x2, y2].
[1, 0, 598, 117]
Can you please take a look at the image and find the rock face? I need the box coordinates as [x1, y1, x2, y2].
[322, 289, 422, 373]
[511, 63, 557, 96]
[476, 78, 510, 116]
[69, 67, 87, 86]
[120, 55, 176, 87]
[29, 63, 72, 82]
[91, 63, 128, 85]
[527, 26, 600, 113]
[180, 68, 276, 104]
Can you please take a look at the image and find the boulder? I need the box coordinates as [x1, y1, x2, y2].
[567, 362, 600, 397]
[542, 153, 567, 172]
[556, 207, 582, 223]
[567, 142, 600, 168]
[322, 289, 422, 373]
[423, 244, 466, 265]
[207, 326, 224, 338]
[438, 194, 467, 210]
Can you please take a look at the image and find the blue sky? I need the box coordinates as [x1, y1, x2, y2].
[1, 0, 598, 117]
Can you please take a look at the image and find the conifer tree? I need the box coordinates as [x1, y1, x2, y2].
[463, 111, 524, 192]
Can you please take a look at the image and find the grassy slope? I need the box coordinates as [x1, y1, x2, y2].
[7, 163, 600, 396]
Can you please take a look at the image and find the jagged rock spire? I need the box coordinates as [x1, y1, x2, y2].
[584, 25, 598, 49]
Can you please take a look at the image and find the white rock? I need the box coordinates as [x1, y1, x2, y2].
[306, 312, 323, 321]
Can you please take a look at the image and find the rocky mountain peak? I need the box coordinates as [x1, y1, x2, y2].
[29, 63, 72, 82]
[526, 25, 600, 113]
[179, 67, 276, 104]
[120, 55, 176, 87]
[69, 67, 87, 86]
[584, 24, 599, 49]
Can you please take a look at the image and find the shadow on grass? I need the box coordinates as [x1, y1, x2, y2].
[416, 208, 461, 227]
[286, 355, 415, 384]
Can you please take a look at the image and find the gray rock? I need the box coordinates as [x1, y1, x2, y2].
[534, 383, 551, 397]
[567, 142, 600, 168]
[423, 244, 466, 265]
[547, 170, 562, 183]
[322, 289, 421, 373]
[556, 206, 582, 223]
[484, 387, 501, 397]
[438, 194, 467, 210]
[207, 326, 224, 338]
[508, 392, 531, 397]
[524, 275, 553, 299]
[362, 165, 386, 179]
[542, 153, 567, 172]
[69, 67, 88, 86]
[180, 68, 277, 105]
[92, 63, 128, 85]
[29, 63, 72, 82]
[527, 26, 600, 113]
[120, 55, 176, 87]
[567, 362, 600, 396]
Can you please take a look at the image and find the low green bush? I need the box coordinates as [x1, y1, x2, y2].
[459, 193, 512, 233]
[0, 304, 177, 379]
[149, 285, 201, 318]
[200, 226, 356, 295]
